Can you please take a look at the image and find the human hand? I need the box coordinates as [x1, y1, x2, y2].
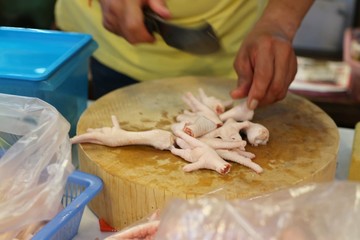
[99, 0, 171, 44]
[230, 20, 297, 110]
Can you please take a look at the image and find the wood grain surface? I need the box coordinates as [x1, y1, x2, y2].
[76, 76, 340, 230]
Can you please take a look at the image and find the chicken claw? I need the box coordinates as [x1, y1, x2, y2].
[242, 122, 270, 146]
[220, 99, 254, 122]
[71, 115, 175, 150]
[203, 118, 250, 141]
[216, 149, 263, 173]
[198, 137, 247, 150]
[171, 130, 231, 175]
[182, 91, 223, 126]
[198, 88, 233, 115]
[106, 220, 160, 240]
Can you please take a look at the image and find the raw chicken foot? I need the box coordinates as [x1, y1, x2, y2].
[197, 88, 233, 114]
[71, 115, 175, 150]
[106, 220, 160, 240]
[216, 149, 263, 173]
[198, 137, 247, 150]
[233, 148, 256, 159]
[176, 109, 199, 123]
[171, 130, 231, 175]
[181, 91, 223, 126]
[182, 116, 218, 137]
[241, 122, 270, 146]
[203, 118, 250, 141]
[220, 99, 254, 122]
[172, 120, 218, 139]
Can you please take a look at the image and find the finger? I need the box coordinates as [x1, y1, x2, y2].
[231, 50, 254, 99]
[147, 0, 171, 18]
[260, 42, 295, 106]
[124, 1, 155, 43]
[230, 77, 252, 100]
[261, 43, 289, 106]
[274, 42, 296, 99]
[100, 1, 122, 35]
[247, 45, 274, 109]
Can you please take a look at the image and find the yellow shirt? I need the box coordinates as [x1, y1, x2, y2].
[55, 0, 265, 81]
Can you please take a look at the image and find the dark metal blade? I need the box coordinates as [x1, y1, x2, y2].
[144, 8, 221, 55]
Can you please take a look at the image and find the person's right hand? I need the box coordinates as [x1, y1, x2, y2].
[99, 0, 171, 44]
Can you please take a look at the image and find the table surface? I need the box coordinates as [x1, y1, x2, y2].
[290, 71, 360, 129]
[73, 127, 356, 240]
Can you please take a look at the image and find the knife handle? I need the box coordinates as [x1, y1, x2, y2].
[143, 7, 160, 34]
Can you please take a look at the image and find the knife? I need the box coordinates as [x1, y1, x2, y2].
[143, 7, 221, 55]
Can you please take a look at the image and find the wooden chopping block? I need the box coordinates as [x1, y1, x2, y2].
[76, 76, 339, 230]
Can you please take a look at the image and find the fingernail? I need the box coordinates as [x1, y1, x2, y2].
[249, 99, 259, 110]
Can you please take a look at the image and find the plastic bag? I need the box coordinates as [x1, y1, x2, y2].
[0, 93, 74, 239]
[108, 180, 360, 240]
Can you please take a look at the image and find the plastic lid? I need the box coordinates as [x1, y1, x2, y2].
[0, 27, 93, 81]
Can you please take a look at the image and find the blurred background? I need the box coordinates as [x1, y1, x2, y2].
[1, 0, 359, 60]
[0, 0, 56, 29]
[1, 0, 360, 128]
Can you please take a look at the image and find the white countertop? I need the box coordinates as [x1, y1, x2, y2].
[74, 127, 356, 240]
[335, 127, 355, 180]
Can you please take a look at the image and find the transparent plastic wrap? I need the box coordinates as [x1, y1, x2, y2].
[107, 181, 360, 240]
[0, 93, 74, 239]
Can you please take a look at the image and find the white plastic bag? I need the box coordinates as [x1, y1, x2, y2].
[0, 93, 74, 239]
[108, 180, 360, 240]
[156, 181, 360, 240]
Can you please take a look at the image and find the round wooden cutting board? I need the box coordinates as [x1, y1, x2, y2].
[76, 76, 339, 230]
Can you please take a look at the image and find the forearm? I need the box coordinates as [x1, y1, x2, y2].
[257, 0, 314, 40]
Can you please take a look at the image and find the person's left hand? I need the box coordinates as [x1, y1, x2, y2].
[230, 20, 298, 110]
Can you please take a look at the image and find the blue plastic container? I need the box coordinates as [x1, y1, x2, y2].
[32, 170, 103, 240]
[0, 27, 98, 136]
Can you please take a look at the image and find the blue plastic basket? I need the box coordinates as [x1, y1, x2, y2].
[32, 170, 103, 240]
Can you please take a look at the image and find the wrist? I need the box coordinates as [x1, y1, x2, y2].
[257, 0, 314, 41]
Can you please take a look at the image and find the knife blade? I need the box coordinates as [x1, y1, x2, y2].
[143, 7, 221, 55]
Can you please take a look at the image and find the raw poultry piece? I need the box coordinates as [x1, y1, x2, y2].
[232, 148, 256, 159]
[170, 130, 231, 175]
[220, 99, 254, 122]
[171, 121, 242, 150]
[176, 109, 199, 123]
[182, 116, 218, 138]
[197, 88, 233, 114]
[198, 137, 247, 150]
[181, 91, 223, 126]
[14, 221, 46, 240]
[171, 89, 269, 174]
[71, 115, 175, 150]
[216, 149, 263, 173]
[71, 88, 269, 175]
[0, 221, 47, 240]
[105, 220, 160, 240]
[241, 122, 270, 146]
[203, 118, 250, 141]
[173, 131, 260, 173]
